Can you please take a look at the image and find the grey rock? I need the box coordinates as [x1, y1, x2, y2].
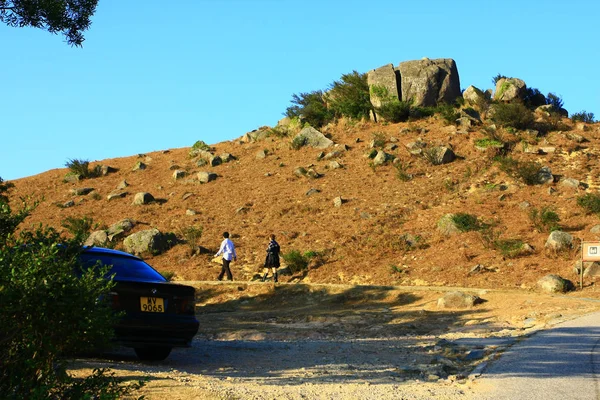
[397, 58, 461, 107]
[367, 63, 400, 118]
[197, 171, 217, 183]
[545, 231, 573, 251]
[132, 192, 155, 205]
[186, 209, 197, 216]
[333, 196, 344, 207]
[70, 187, 94, 196]
[107, 219, 135, 241]
[255, 149, 268, 159]
[437, 214, 461, 236]
[406, 141, 427, 155]
[590, 225, 600, 234]
[123, 228, 166, 256]
[573, 260, 600, 277]
[437, 291, 483, 308]
[560, 177, 580, 189]
[537, 166, 554, 184]
[106, 191, 127, 201]
[62, 200, 75, 208]
[463, 85, 488, 106]
[536, 274, 574, 293]
[84, 230, 109, 247]
[172, 170, 187, 180]
[329, 161, 343, 169]
[306, 188, 321, 196]
[493, 77, 527, 102]
[373, 151, 395, 166]
[426, 146, 455, 165]
[117, 180, 129, 190]
[132, 161, 147, 171]
[101, 165, 117, 176]
[294, 127, 334, 149]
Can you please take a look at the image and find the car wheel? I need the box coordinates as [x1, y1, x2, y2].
[134, 346, 172, 361]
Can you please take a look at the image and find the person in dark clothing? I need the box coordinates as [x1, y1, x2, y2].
[261, 234, 280, 282]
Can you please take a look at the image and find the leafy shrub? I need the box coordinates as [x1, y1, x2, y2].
[285, 90, 333, 128]
[375, 100, 411, 123]
[65, 159, 102, 179]
[409, 106, 436, 119]
[522, 87, 547, 109]
[326, 71, 372, 120]
[577, 193, 600, 216]
[282, 250, 309, 273]
[529, 206, 561, 232]
[180, 225, 203, 254]
[494, 238, 527, 258]
[394, 161, 413, 182]
[0, 181, 141, 398]
[371, 132, 386, 148]
[451, 213, 481, 232]
[545, 93, 564, 110]
[437, 103, 460, 125]
[491, 73, 507, 85]
[571, 111, 595, 123]
[0, 177, 13, 203]
[491, 103, 535, 130]
[159, 270, 176, 281]
[61, 215, 95, 242]
[496, 156, 541, 185]
[191, 140, 210, 151]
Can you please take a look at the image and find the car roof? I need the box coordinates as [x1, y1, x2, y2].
[82, 246, 142, 260]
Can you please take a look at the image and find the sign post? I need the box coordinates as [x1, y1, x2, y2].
[581, 241, 600, 289]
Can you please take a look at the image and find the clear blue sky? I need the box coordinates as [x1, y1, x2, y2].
[1, 0, 598, 180]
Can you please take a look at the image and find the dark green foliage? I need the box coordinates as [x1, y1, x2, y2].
[522, 87, 547, 109]
[282, 250, 309, 273]
[491, 73, 507, 85]
[394, 161, 413, 182]
[571, 111, 595, 123]
[65, 158, 101, 179]
[0, 177, 142, 398]
[326, 71, 372, 120]
[529, 206, 561, 232]
[291, 135, 309, 150]
[371, 132, 386, 148]
[61, 215, 95, 241]
[494, 239, 526, 258]
[491, 103, 535, 130]
[437, 103, 460, 125]
[409, 106, 436, 119]
[0, 177, 13, 203]
[181, 225, 203, 253]
[545, 93, 564, 110]
[285, 90, 333, 128]
[159, 271, 176, 281]
[451, 213, 481, 232]
[577, 193, 600, 216]
[496, 156, 541, 185]
[375, 100, 411, 123]
[0, 0, 99, 46]
[191, 140, 210, 151]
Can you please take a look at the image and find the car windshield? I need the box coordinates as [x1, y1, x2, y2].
[79, 253, 167, 283]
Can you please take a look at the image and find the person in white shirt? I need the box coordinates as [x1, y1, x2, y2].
[215, 231, 237, 281]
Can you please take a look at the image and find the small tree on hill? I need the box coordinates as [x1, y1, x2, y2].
[326, 70, 372, 120]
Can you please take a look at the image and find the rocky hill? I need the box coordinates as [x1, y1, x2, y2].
[7, 105, 600, 293]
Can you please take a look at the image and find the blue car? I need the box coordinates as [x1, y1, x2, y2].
[80, 247, 199, 361]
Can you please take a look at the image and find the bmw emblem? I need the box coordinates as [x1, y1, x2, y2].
[151, 288, 157, 294]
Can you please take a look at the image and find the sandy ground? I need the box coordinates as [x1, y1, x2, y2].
[69, 281, 600, 399]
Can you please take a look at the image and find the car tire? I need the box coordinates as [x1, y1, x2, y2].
[134, 346, 172, 361]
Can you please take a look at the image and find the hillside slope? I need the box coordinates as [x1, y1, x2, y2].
[7, 116, 600, 291]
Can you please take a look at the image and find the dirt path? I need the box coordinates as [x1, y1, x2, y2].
[69, 282, 600, 399]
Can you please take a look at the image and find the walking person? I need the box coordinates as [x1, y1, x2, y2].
[215, 231, 237, 281]
[262, 234, 280, 282]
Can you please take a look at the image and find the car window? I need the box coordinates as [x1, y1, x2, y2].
[79, 253, 167, 282]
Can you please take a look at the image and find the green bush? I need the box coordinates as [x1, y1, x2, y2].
[491, 103, 535, 130]
[375, 100, 411, 123]
[394, 161, 413, 182]
[436, 103, 460, 125]
[496, 157, 541, 185]
[65, 159, 102, 180]
[528, 206, 560, 232]
[545, 93, 564, 110]
[326, 71, 372, 120]
[577, 193, 600, 216]
[159, 270, 176, 281]
[285, 90, 333, 128]
[571, 111, 595, 123]
[522, 87, 547, 109]
[180, 225, 203, 253]
[494, 239, 527, 258]
[282, 250, 309, 273]
[451, 213, 481, 232]
[0, 180, 141, 398]
[291, 135, 309, 150]
[371, 132, 386, 148]
[191, 140, 210, 151]
[61, 215, 96, 242]
[491, 73, 507, 85]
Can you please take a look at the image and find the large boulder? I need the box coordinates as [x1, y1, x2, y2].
[397, 58, 461, 107]
[545, 231, 573, 252]
[463, 85, 488, 107]
[536, 274, 574, 293]
[372, 151, 395, 166]
[367, 63, 401, 120]
[493, 77, 527, 102]
[294, 127, 334, 149]
[123, 228, 166, 256]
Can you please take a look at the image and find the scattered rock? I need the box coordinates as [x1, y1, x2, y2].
[132, 161, 147, 171]
[197, 171, 217, 183]
[544, 231, 573, 251]
[173, 170, 187, 180]
[536, 274, 574, 293]
[437, 291, 483, 308]
[294, 127, 334, 149]
[70, 187, 94, 196]
[84, 230, 109, 247]
[132, 192, 155, 205]
[333, 197, 344, 207]
[123, 228, 166, 256]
